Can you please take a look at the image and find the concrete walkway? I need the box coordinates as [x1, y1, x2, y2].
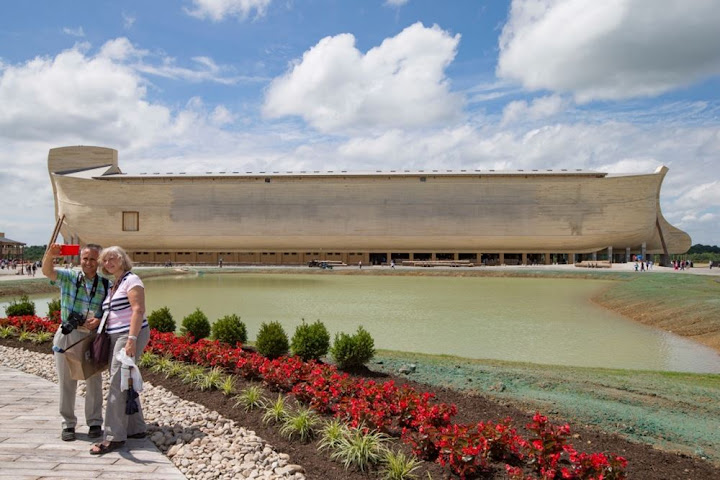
[0, 365, 185, 480]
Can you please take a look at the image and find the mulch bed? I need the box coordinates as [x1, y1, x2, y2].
[3, 338, 718, 479]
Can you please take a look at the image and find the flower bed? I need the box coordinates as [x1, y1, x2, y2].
[2, 315, 628, 479]
[146, 329, 627, 479]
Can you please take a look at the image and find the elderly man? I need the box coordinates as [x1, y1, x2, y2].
[42, 244, 110, 441]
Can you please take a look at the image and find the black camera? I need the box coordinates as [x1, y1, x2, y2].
[61, 311, 86, 335]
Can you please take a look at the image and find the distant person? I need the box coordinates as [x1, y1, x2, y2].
[390, 260, 395, 269]
[42, 243, 108, 442]
[358, 261, 362, 269]
[218, 257, 223, 268]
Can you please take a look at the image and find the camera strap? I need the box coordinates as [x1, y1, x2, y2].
[69, 273, 101, 321]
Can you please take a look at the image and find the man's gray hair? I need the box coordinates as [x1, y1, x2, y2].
[83, 243, 103, 254]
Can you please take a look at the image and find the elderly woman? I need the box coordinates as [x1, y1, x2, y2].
[90, 246, 150, 455]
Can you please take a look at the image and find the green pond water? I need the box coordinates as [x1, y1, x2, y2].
[7, 273, 720, 373]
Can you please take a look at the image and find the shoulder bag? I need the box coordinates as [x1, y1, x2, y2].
[91, 310, 111, 366]
[91, 281, 116, 366]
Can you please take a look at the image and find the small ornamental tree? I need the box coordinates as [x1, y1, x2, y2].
[291, 319, 331, 361]
[148, 306, 176, 333]
[330, 325, 375, 370]
[180, 308, 211, 341]
[47, 298, 61, 322]
[212, 314, 248, 346]
[5, 295, 35, 317]
[255, 321, 289, 359]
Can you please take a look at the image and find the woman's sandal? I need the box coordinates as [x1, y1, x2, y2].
[89, 441, 125, 455]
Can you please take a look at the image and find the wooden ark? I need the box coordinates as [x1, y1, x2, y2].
[48, 146, 690, 265]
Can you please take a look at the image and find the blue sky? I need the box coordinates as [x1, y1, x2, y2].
[1, 0, 719, 247]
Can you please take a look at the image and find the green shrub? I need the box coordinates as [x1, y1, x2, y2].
[291, 319, 330, 361]
[330, 326, 376, 370]
[148, 306, 176, 333]
[255, 321, 289, 358]
[211, 314, 247, 345]
[47, 298, 61, 320]
[4, 295, 35, 317]
[180, 308, 211, 341]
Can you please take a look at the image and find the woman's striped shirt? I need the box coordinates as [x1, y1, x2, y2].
[103, 271, 149, 334]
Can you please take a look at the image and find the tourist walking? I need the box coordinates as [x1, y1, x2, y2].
[90, 246, 150, 455]
[42, 243, 109, 442]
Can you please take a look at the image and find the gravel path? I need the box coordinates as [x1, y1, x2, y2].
[0, 345, 305, 480]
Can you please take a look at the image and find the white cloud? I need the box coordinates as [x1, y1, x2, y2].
[184, 0, 271, 22]
[98, 37, 147, 61]
[210, 105, 235, 125]
[94, 37, 256, 85]
[122, 12, 136, 29]
[62, 27, 85, 37]
[385, 0, 409, 7]
[501, 94, 569, 125]
[0, 45, 174, 146]
[675, 181, 720, 209]
[263, 22, 463, 133]
[497, 0, 720, 102]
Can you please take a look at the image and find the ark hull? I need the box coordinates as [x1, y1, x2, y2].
[48, 146, 691, 264]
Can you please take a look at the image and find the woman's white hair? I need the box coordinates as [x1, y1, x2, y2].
[98, 245, 133, 275]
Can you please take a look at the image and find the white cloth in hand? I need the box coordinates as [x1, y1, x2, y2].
[116, 349, 144, 392]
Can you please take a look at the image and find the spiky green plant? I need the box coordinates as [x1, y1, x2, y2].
[234, 385, 266, 411]
[150, 356, 175, 376]
[31, 331, 53, 344]
[380, 450, 421, 480]
[330, 426, 388, 472]
[279, 406, 320, 442]
[219, 375, 237, 396]
[138, 352, 159, 368]
[165, 361, 186, 379]
[262, 394, 287, 425]
[180, 365, 206, 385]
[18, 330, 34, 342]
[194, 366, 224, 391]
[0, 326, 19, 339]
[318, 419, 350, 453]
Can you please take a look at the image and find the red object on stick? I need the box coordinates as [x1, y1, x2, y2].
[60, 244, 80, 255]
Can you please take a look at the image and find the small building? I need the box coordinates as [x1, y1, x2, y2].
[0, 233, 26, 261]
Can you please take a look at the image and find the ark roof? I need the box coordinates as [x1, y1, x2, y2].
[62, 167, 612, 180]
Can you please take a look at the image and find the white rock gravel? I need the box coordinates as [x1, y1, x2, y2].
[0, 345, 306, 480]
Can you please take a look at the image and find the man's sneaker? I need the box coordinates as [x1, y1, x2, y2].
[88, 426, 102, 438]
[61, 427, 76, 441]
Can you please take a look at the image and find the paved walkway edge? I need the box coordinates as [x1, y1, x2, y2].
[0, 364, 186, 480]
